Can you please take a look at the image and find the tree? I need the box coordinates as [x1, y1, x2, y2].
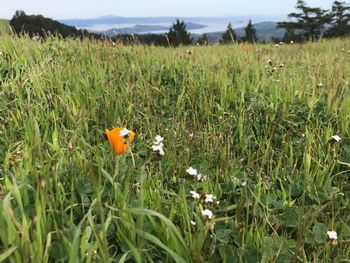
[282, 28, 305, 43]
[244, 20, 258, 43]
[167, 19, 192, 46]
[326, 1, 350, 37]
[197, 33, 209, 45]
[10, 11, 101, 39]
[220, 23, 238, 44]
[13, 10, 26, 19]
[277, 0, 330, 41]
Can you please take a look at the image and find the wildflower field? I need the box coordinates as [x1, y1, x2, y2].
[0, 35, 350, 262]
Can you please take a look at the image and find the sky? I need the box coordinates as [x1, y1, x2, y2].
[0, 0, 336, 20]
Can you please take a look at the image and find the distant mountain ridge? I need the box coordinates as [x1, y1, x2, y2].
[59, 15, 283, 28]
[102, 21, 285, 42]
[60, 15, 285, 41]
[103, 22, 206, 35]
[60, 16, 204, 27]
[201, 22, 286, 42]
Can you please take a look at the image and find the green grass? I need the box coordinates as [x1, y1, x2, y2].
[0, 20, 10, 36]
[0, 35, 350, 262]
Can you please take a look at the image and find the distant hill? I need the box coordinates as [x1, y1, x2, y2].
[10, 12, 101, 39]
[106, 21, 285, 42]
[59, 15, 284, 28]
[60, 16, 223, 28]
[104, 25, 169, 35]
[60, 16, 179, 27]
[60, 15, 285, 42]
[197, 22, 286, 42]
[103, 22, 206, 36]
[237, 21, 285, 41]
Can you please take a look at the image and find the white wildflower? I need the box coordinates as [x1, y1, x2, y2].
[186, 167, 197, 176]
[152, 135, 165, 155]
[151, 142, 164, 151]
[275, 44, 279, 47]
[202, 209, 214, 219]
[205, 194, 215, 203]
[190, 191, 200, 200]
[197, 173, 207, 182]
[327, 231, 337, 240]
[120, 128, 131, 137]
[279, 42, 284, 45]
[290, 40, 294, 44]
[191, 220, 196, 225]
[241, 180, 248, 187]
[331, 135, 341, 142]
[154, 135, 164, 144]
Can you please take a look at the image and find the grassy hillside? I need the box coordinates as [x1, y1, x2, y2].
[0, 36, 349, 262]
[0, 19, 11, 35]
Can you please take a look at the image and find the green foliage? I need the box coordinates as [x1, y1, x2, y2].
[13, 10, 26, 19]
[167, 19, 192, 46]
[0, 35, 349, 262]
[9, 11, 101, 39]
[112, 33, 168, 46]
[326, 1, 350, 38]
[220, 23, 238, 44]
[278, 0, 331, 41]
[197, 33, 209, 45]
[243, 20, 258, 43]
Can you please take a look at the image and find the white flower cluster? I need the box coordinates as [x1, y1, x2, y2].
[188, 191, 217, 222]
[202, 209, 213, 219]
[189, 191, 217, 204]
[152, 135, 165, 156]
[186, 167, 215, 222]
[204, 194, 216, 203]
[186, 167, 207, 182]
[190, 191, 200, 200]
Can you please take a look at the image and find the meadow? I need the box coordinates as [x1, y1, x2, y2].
[0, 35, 349, 262]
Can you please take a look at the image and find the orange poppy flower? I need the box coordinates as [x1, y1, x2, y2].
[105, 127, 135, 155]
[240, 43, 249, 50]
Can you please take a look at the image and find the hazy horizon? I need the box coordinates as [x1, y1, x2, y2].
[0, 0, 335, 20]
